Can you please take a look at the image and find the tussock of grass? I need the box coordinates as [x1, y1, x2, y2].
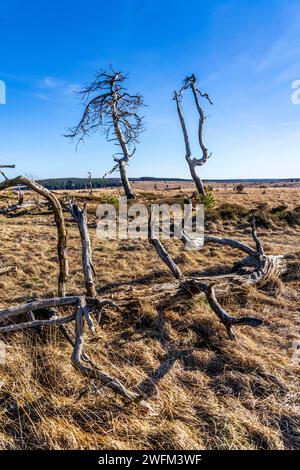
[0, 187, 299, 450]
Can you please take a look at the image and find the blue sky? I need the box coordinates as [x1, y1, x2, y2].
[0, 0, 300, 179]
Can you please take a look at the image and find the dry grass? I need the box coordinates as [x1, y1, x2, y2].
[0, 187, 299, 450]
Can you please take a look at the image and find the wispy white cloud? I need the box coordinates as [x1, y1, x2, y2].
[38, 76, 64, 89]
[33, 76, 81, 100]
[256, 5, 300, 79]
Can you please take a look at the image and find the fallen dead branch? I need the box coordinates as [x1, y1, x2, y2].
[0, 295, 140, 402]
[0, 199, 49, 216]
[147, 206, 293, 339]
[148, 214, 262, 339]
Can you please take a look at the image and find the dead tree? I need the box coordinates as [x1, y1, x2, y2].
[148, 219, 262, 340]
[174, 74, 212, 196]
[169, 202, 288, 287]
[191, 217, 287, 286]
[67, 198, 97, 297]
[66, 67, 144, 199]
[0, 296, 140, 402]
[0, 176, 68, 296]
[87, 171, 93, 195]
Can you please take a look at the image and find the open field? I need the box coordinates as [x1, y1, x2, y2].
[0, 186, 299, 450]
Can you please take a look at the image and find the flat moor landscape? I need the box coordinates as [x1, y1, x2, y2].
[0, 183, 299, 450]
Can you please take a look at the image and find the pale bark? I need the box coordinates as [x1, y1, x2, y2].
[71, 297, 140, 400]
[174, 75, 213, 196]
[0, 176, 68, 296]
[67, 199, 97, 297]
[0, 295, 140, 402]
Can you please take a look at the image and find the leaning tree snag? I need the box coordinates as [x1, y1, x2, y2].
[174, 74, 213, 196]
[148, 221, 261, 340]
[67, 198, 97, 297]
[0, 296, 140, 401]
[0, 176, 68, 296]
[66, 67, 145, 199]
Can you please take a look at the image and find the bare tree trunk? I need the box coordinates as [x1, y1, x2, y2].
[187, 159, 205, 195]
[0, 176, 68, 296]
[174, 91, 205, 196]
[110, 80, 135, 200]
[67, 199, 97, 297]
[174, 76, 213, 197]
[119, 160, 135, 199]
[87, 171, 93, 195]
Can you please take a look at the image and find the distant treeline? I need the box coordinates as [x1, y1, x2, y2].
[37, 177, 192, 190]
[36, 177, 300, 190]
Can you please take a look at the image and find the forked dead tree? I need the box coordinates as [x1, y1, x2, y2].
[174, 74, 212, 196]
[0, 175, 68, 296]
[66, 67, 145, 199]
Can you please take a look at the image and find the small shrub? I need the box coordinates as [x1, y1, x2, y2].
[252, 210, 272, 228]
[199, 188, 215, 209]
[270, 205, 288, 214]
[234, 184, 245, 194]
[219, 203, 248, 220]
[280, 210, 300, 226]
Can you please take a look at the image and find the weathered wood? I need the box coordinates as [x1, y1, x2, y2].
[71, 297, 141, 401]
[0, 296, 80, 322]
[0, 313, 75, 333]
[0, 176, 68, 296]
[67, 199, 97, 297]
[149, 219, 182, 280]
[204, 235, 258, 257]
[0, 199, 48, 215]
[174, 75, 213, 196]
[0, 295, 140, 402]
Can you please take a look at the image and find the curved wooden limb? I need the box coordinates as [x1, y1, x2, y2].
[71, 297, 141, 401]
[251, 216, 264, 255]
[204, 235, 258, 257]
[148, 219, 182, 280]
[0, 175, 68, 296]
[0, 296, 80, 323]
[204, 283, 262, 340]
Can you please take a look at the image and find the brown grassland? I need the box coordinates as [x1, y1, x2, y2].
[0, 185, 299, 450]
